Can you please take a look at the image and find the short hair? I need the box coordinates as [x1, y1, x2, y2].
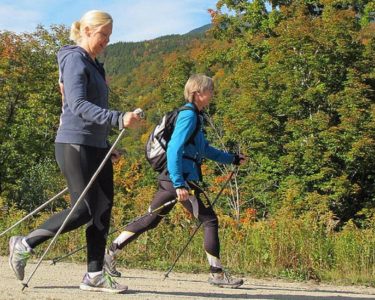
[184, 74, 214, 102]
[70, 10, 113, 43]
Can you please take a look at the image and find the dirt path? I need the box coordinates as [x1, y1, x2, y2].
[1, 257, 375, 300]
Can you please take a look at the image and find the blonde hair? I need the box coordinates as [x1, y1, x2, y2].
[184, 74, 214, 102]
[70, 10, 113, 43]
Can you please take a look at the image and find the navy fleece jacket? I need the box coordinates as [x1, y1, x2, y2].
[55, 45, 123, 148]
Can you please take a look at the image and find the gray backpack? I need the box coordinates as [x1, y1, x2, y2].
[145, 106, 200, 173]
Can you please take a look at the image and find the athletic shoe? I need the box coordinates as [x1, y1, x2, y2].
[79, 271, 128, 293]
[9, 236, 33, 281]
[103, 249, 121, 277]
[208, 271, 244, 288]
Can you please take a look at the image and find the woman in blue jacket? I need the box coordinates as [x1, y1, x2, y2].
[105, 74, 245, 288]
[8, 10, 140, 293]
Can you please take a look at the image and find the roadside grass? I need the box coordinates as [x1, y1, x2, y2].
[1, 197, 375, 287]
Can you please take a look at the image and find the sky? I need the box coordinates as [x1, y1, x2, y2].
[0, 0, 217, 43]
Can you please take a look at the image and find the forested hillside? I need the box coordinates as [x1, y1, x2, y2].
[1, 0, 375, 285]
[102, 24, 211, 86]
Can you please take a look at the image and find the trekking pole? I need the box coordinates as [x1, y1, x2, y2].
[0, 187, 68, 238]
[21, 108, 144, 290]
[50, 198, 177, 265]
[163, 168, 237, 280]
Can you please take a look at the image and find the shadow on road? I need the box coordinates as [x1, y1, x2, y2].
[33, 285, 374, 300]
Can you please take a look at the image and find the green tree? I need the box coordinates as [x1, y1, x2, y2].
[207, 0, 375, 223]
[0, 25, 69, 208]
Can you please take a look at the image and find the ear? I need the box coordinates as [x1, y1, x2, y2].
[193, 91, 200, 102]
[83, 26, 91, 37]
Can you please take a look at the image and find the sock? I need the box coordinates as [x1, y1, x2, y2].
[109, 243, 119, 256]
[113, 231, 135, 248]
[22, 238, 33, 252]
[206, 251, 223, 272]
[88, 271, 102, 278]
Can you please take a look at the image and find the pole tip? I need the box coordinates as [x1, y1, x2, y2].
[21, 283, 28, 291]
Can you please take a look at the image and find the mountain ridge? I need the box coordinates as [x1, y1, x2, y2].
[103, 23, 211, 83]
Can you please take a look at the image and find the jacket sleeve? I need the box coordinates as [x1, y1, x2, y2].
[167, 110, 197, 188]
[203, 138, 235, 164]
[60, 52, 123, 128]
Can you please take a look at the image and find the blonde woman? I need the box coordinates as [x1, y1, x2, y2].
[9, 10, 140, 294]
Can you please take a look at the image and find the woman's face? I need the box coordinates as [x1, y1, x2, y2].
[196, 89, 213, 110]
[86, 23, 112, 58]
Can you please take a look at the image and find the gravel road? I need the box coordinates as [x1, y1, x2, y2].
[1, 256, 375, 300]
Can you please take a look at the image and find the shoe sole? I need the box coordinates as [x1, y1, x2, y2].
[9, 236, 23, 281]
[8, 237, 15, 272]
[210, 283, 243, 289]
[9, 236, 23, 280]
[79, 283, 127, 294]
[209, 281, 244, 289]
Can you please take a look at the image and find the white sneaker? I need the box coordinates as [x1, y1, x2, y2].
[9, 236, 33, 281]
[208, 271, 244, 288]
[79, 271, 127, 294]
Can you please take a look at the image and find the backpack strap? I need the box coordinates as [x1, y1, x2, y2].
[176, 104, 203, 181]
[176, 105, 201, 146]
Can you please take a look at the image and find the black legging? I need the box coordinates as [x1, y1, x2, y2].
[25, 143, 114, 272]
[111, 179, 220, 260]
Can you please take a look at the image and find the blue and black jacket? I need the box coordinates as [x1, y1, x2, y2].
[166, 102, 236, 189]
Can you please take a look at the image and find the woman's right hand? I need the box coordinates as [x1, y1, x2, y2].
[176, 187, 190, 202]
[122, 112, 141, 128]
